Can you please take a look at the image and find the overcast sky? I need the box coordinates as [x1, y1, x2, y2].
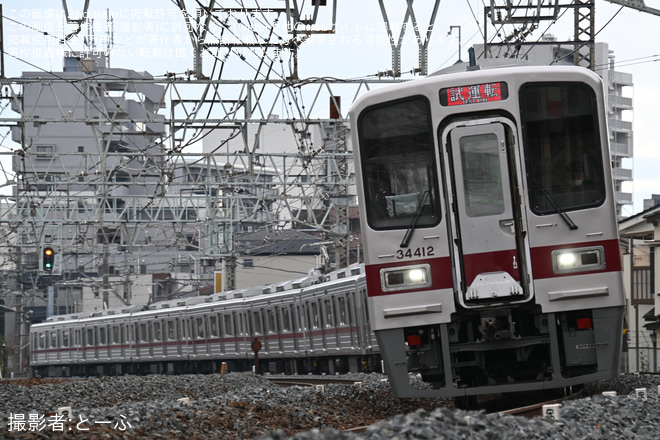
[2, 0, 659, 215]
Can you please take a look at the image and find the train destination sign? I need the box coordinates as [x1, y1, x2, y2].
[440, 82, 508, 106]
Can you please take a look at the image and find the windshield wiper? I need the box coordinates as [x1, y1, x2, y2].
[400, 191, 431, 248]
[534, 181, 578, 230]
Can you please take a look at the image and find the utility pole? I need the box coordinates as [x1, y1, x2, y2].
[485, 1, 596, 70]
[1, 4, 5, 79]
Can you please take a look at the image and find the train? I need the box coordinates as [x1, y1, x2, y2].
[349, 58, 626, 399]
[30, 266, 381, 377]
[31, 59, 625, 403]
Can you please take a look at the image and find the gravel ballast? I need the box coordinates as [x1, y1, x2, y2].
[1, 372, 659, 439]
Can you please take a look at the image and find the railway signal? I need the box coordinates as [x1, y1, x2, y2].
[43, 247, 54, 272]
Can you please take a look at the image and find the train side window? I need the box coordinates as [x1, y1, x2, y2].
[337, 296, 348, 326]
[357, 97, 440, 229]
[167, 320, 175, 340]
[281, 306, 291, 332]
[140, 323, 148, 342]
[267, 309, 278, 334]
[38, 332, 45, 349]
[324, 298, 334, 328]
[239, 313, 247, 336]
[111, 326, 119, 344]
[310, 302, 320, 329]
[296, 305, 306, 331]
[195, 317, 205, 339]
[74, 329, 81, 347]
[61, 330, 69, 348]
[87, 328, 94, 346]
[99, 327, 106, 345]
[209, 315, 218, 337]
[252, 311, 263, 334]
[348, 292, 356, 326]
[154, 321, 162, 342]
[128, 324, 135, 344]
[520, 82, 606, 214]
[224, 314, 234, 336]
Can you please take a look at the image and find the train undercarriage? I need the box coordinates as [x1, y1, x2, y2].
[378, 305, 624, 398]
[32, 353, 383, 379]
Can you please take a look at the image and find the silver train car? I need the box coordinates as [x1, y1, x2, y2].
[349, 59, 626, 400]
[30, 266, 380, 377]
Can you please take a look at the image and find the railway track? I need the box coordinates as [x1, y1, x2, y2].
[495, 389, 584, 418]
[265, 376, 364, 388]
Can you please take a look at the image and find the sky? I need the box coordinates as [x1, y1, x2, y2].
[2, 0, 659, 216]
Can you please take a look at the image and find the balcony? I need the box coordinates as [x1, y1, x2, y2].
[608, 118, 632, 133]
[615, 190, 633, 205]
[610, 140, 632, 158]
[608, 94, 632, 111]
[610, 70, 633, 87]
[612, 167, 633, 181]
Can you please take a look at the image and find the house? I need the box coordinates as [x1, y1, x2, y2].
[619, 204, 660, 371]
[233, 229, 323, 289]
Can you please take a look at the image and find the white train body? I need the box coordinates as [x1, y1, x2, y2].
[349, 61, 626, 398]
[30, 267, 380, 377]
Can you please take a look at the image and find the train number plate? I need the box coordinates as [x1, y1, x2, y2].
[396, 246, 435, 259]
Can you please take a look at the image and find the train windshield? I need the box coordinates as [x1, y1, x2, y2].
[358, 97, 440, 229]
[520, 82, 606, 215]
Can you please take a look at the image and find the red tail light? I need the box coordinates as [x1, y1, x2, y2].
[577, 318, 592, 330]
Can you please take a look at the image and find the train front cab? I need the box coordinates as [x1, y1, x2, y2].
[351, 64, 626, 399]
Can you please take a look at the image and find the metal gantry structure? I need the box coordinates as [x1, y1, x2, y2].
[2, 1, 444, 363]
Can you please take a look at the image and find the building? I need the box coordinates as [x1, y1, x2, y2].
[8, 53, 219, 318]
[234, 229, 323, 288]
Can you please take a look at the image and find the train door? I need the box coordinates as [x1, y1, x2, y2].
[442, 119, 531, 308]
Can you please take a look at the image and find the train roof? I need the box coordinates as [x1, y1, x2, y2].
[34, 264, 365, 327]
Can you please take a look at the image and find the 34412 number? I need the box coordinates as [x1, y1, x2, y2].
[396, 246, 435, 259]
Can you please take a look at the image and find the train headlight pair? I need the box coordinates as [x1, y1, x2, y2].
[380, 264, 432, 292]
[552, 246, 605, 274]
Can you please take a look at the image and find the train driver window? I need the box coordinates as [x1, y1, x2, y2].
[358, 97, 440, 229]
[520, 82, 606, 214]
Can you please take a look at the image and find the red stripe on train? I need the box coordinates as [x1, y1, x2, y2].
[365, 239, 621, 296]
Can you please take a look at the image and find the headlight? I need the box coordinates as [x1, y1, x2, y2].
[380, 264, 432, 292]
[552, 246, 605, 274]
